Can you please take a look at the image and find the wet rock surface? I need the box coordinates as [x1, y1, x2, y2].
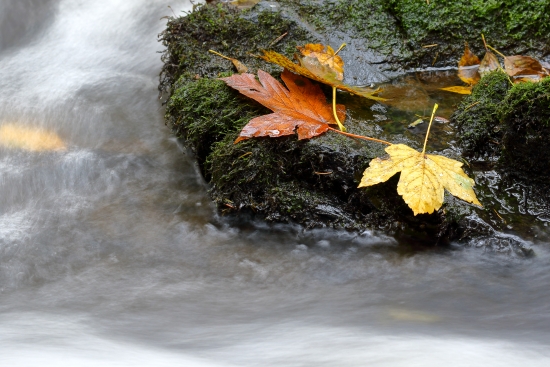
[160, 1, 550, 254]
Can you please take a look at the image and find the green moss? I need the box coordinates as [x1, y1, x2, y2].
[500, 77, 550, 179]
[165, 74, 267, 175]
[159, 3, 312, 93]
[279, 0, 404, 57]
[386, 0, 550, 66]
[454, 73, 550, 178]
[277, 0, 550, 67]
[453, 71, 511, 157]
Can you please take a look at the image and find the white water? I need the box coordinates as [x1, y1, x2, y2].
[1, 1, 550, 365]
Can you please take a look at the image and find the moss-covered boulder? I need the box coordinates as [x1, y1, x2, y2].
[452, 72, 550, 247]
[159, 1, 549, 253]
[454, 73, 550, 180]
[500, 78, 550, 181]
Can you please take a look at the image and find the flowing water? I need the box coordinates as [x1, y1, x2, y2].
[1, 1, 550, 365]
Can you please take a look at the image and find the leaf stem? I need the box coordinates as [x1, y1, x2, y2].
[486, 44, 506, 59]
[334, 43, 347, 55]
[422, 103, 438, 155]
[328, 127, 392, 145]
[481, 33, 488, 51]
[332, 86, 346, 132]
[208, 49, 233, 61]
[484, 44, 514, 85]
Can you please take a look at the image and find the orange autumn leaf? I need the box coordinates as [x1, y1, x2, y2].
[220, 69, 345, 143]
[458, 43, 481, 67]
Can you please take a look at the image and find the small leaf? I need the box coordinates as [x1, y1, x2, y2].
[359, 144, 481, 215]
[440, 86, 472, 95]
[478, 50, 500, 76]
[458, 43, 480, 67]
[457, 43, 481, 85]
[209, 50, 248, 73]
[220, 69, 345, 143]
[407, 118, 424, 128]
[231, 59, 248, 74]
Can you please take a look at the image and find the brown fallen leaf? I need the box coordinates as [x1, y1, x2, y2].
[478, 50, 500, 76]
[358, 144, 481, 215]
[504, 55, 547, 77]
[439, 86, 472, 95]
[457, 43, 481, 85]
[260, 48, 385, 101]
[458, 43, 480, 67]
[220, 69, 345, 143]
[297, 43, 344, 81]
[209, 50, 248, 74]
[0, 123, 66, 152]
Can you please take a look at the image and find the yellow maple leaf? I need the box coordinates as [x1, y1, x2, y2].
[358, 144, 481, 215]
[439, 85, 472, 95]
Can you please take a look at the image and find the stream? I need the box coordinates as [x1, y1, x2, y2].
[1, 1, 550, 366]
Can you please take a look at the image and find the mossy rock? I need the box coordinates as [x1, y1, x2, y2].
[453, 71, 512, 157]
[452, 73, 550, 246]
[500, 77, 550, 181]
[159, 1, 548, 252]
[276, 0, 550, 70]
[454, 73, 550, 181]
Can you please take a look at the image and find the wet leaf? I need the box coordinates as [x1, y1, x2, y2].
[220, 69, 345, 143]
[504, 55, 547, 77]
[0, 124, 66, 152]
[457, 43, 481, 85]
[478, 50, 500, 76]
[439, 86, 472, 95]
[407, 118, 424, 128]
[359, 144, 481, 215]
[296, 43, 344, 81]
[458, 66, 480, 85]
[458, 43, 480, 68]
[260, 49, 385, 101]
[231, 59, 248, 74]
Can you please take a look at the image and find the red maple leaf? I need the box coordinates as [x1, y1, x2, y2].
[220, 69, 345, 143]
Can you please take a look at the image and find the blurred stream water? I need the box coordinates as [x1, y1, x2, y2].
[0, 1, 549, 366]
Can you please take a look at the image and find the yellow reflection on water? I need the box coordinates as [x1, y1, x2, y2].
[0, 123, 66, 152]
